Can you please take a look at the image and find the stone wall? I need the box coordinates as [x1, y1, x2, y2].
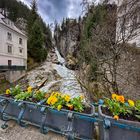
[5, 70, 26, 83]
[55, 21, 80, 58]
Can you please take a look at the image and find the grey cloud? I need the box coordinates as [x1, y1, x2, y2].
[21, 0, 83, 24]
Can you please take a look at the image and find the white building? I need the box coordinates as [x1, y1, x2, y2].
[0, 13, 27, 82]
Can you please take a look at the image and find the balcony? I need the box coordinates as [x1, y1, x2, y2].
[0, 65, 26, 71]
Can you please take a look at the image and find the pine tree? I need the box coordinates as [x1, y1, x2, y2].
[28, 20, 47, 62]
[27, 0, 48, 62]
[27, 0, 38, 33]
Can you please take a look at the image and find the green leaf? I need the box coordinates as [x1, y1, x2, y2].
[135, 115, 140, 120]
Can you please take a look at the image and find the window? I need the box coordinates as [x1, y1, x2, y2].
[19, 38, 22, 45]
[7, 45, 12, 53]
[19, 48, 23, 53]
[8, 60, 12, 66]
[7, 32, 12, 40]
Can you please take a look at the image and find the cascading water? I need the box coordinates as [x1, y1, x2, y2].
[53, 48, 83, 97]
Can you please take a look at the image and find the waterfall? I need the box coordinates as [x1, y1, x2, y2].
[53, 48, 83, 97]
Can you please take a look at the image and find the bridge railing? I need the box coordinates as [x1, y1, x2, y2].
[0, 65, 26, 71]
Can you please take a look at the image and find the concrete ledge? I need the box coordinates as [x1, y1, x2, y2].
[5, 70, 26, 83]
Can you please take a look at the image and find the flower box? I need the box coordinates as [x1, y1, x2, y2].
[0, 95, 44, 127]
[40, 104, 95, 139]
[98, 105, 140, 140]
[0, 94, 96, 140]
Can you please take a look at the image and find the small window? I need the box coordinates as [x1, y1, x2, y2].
[19, 48, 23, 53]
[8, 45, 12, 53]
[8, 60, 12, 66]
[7, 32, 12, 40]
[19, 38, 22, 45]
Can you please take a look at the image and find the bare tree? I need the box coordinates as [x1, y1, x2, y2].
[77, 0, 140, 99]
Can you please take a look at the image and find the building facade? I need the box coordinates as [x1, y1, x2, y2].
[0, 13, 27, 82]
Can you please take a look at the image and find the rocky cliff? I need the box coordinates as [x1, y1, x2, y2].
[54, 19, 81, 69]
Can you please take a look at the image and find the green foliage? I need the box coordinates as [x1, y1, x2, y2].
[26, 1, 50, 63]
[28, 20, 47, 62]
[0, 0, 30, 22]
[46, 92, 85, 112]
[103, 94, 140, 121]
[78, 5, 108, 82]
[10, 85, 23, 96]
[33, 90, 46, 101]
[136, 100, 140, 110]
[104, 98, 129, 116]
[70, 97, 84, 112]
[14, 92, 32, 101]
[135, 100, 140, 119]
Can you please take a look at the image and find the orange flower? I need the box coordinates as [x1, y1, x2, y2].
[118, 95, 125, 103]
[67, 104, 73, 110]
[113, 115, 119, 120]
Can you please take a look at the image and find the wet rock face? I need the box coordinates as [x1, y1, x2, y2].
[65, 55, 78, 70]
[54, 20, 81, 70]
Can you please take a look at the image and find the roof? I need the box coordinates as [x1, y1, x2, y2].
[0, 13, 26, 37]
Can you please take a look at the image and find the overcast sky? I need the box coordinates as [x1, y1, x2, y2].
[19, 0, 100, 26]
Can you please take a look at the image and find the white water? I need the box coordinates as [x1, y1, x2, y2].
[53, 48, 83, 97]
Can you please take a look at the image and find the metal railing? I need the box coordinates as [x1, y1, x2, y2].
[0, 65, 26, 71]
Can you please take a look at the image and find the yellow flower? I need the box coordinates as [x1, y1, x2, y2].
[47, 96, 52, 105]
[128, 99, 135, 107]
[6, 89, 11, 95]
[80, 95, 84, 100]
[47, 96, 58, 105]
[54, 92, 61, 97]
[51, 96, 58, 105]
[27, 86, 32, 93]
[57, 105, 62, 111]
[113, 115, 119, 120]
[112, 93, 118, 100]
[64, 95, 70, 102]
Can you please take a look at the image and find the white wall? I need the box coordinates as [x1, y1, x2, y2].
[0, 23, 27, 66]
[0, 55, 26, 66]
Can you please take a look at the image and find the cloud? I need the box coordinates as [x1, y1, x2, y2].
[19, 0, 83, 25]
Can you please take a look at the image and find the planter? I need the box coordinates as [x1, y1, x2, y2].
[41, 105, 95, 139]
[0, 95, 96, 140]
[0, 96, 21, 121]
[98, 105, 140, 140]
[0, 95, 44, 127]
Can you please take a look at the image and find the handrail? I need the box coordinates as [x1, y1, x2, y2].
[0, 65, 25, 71]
